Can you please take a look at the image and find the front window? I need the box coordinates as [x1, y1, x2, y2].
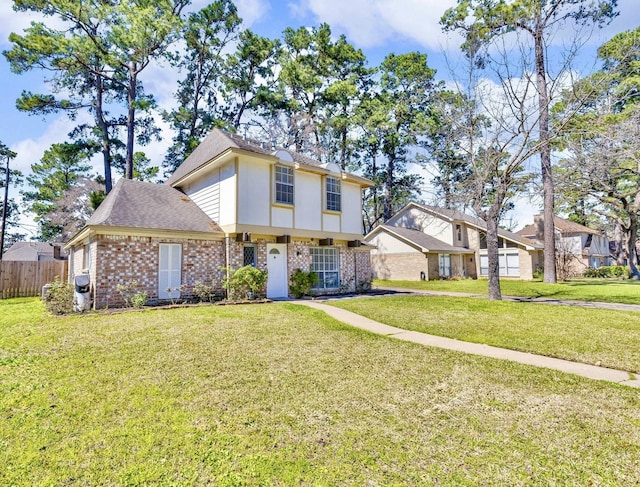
[439, 254, 451, 277]
[326, 176, 341, 211]
[275, 165, 294, 205]
[310, 248, 339, 289]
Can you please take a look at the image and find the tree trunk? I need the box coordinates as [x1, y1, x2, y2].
[628, 212, 640, 279]
[535, 21, 557, 283]
[384, 157, 394, 221]
[125, 62, 137, 180]
[95, 75, 112, 193]
[485, 215, 502, 300]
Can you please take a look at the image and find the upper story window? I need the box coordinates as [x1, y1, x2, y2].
[456, 224, 462, 242]
[275, 165, 294, 205]
[326, 176, 341, 212]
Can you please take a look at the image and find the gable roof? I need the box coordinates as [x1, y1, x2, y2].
[166, 128, 373, 187]
[66, 179, 223, 247]
[516, 216, 603, 238]
[3, 241, 67, 261]
[399, 202, 542, 250]
[370, 225, 474, 254]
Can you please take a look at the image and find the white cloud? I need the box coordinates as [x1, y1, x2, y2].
[291, 0, 458, 50]
[235, 0, 271, 28]
[0, 3, 67, 48]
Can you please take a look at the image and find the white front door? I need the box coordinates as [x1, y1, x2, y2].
[266, 243, 288, 299]
[159, 243, 182, 299]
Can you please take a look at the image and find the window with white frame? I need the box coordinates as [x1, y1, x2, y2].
[275, 165, 294, 204]
[439, 254, 451, 277]
[310, 248, 339, 289]
[326, 176, 341, 211]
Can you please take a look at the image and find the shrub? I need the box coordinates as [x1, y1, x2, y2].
[223, 266, 267, 300]
[193, 280, 217, 302]
[116, 280, 146, 306]
[289, 269, 318, 298]
[129, 291, 148, 308]
[43, 276, 74, 315]
[583, 265, 629, 279]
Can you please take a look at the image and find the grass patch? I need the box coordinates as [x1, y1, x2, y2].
[1, 299, 639, 484]
[332, 295, 640, 373]
[375, 278, 640, 304]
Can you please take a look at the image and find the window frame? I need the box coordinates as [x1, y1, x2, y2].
[439, 253, 451, 277]
[325, 176, 341, 212]
[310, 247, 340, 290]
[243, 244, 257, 267]
[274, 164, 294, 205]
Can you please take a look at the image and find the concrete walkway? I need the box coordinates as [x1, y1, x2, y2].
[294, 300, 640, 388]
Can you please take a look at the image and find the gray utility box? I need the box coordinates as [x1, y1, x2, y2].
[74, 274, 91, 312]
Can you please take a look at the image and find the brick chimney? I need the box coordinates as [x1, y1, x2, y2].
[533, 214, 544, 242]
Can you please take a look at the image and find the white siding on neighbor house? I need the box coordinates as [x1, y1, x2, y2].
[237, 159, 270, 225]
[295, 171, 322, 230]
[370, 232, 420, 255]
[341, 182, 362, 234]
[587, 234, 609, 256]
[560, 235, 583, 255]
[183, 168, 221, 224]
[218, 162, 237, 227]
[389, 207, 453, 245]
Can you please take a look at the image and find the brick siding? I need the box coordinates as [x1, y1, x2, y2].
[88, 235, 225, 309]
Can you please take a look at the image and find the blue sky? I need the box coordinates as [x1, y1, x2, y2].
[1, 0, 638, 238]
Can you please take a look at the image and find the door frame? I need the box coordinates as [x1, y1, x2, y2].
[266, 243, 288, 298]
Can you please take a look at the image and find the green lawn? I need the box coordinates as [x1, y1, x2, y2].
[332, 295, 640, 373]
[374, 278, 640, 304]
[1, 298, 640, 485]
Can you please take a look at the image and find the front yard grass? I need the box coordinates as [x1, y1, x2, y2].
[332, 295, 640, 373]
[374, 278, 640, 304]
[1, 298, 639, 485]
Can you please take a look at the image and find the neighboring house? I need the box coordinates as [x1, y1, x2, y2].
[2, 242, 67, 261]
[65, 129, 373, 308]
[516, 215, 609, 273]
[366, 203, 542, 281]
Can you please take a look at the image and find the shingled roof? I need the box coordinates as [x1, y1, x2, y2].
[86, 178, 223, 234]
[407, 203, 542, 249]
[516, 216, 603, 239]
[166, 128, 327, 186]
[375, 225, 475, 253]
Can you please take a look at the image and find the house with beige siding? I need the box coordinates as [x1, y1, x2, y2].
[516, 215, 609, 275]
[65, 129, 373, 308]
[366, 203, 542, 281]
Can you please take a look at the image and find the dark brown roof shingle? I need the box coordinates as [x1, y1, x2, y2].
[166, 128, 325, 186]
[88, 179, 223, 234]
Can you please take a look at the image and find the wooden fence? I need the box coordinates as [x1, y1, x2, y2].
[0, 260, 69, 299]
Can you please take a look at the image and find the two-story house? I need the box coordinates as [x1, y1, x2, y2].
[516, 215, 609, 274]
[366, 203, 542, 281]
[65, 129, 373, 308]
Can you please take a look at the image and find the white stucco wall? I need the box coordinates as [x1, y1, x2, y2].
[295, 171, 322, 230]
[272, 206, 294, 228]
[341, 182, 363, 234]
[218, 162, 236, 226]
[237, 159, 270, 225]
